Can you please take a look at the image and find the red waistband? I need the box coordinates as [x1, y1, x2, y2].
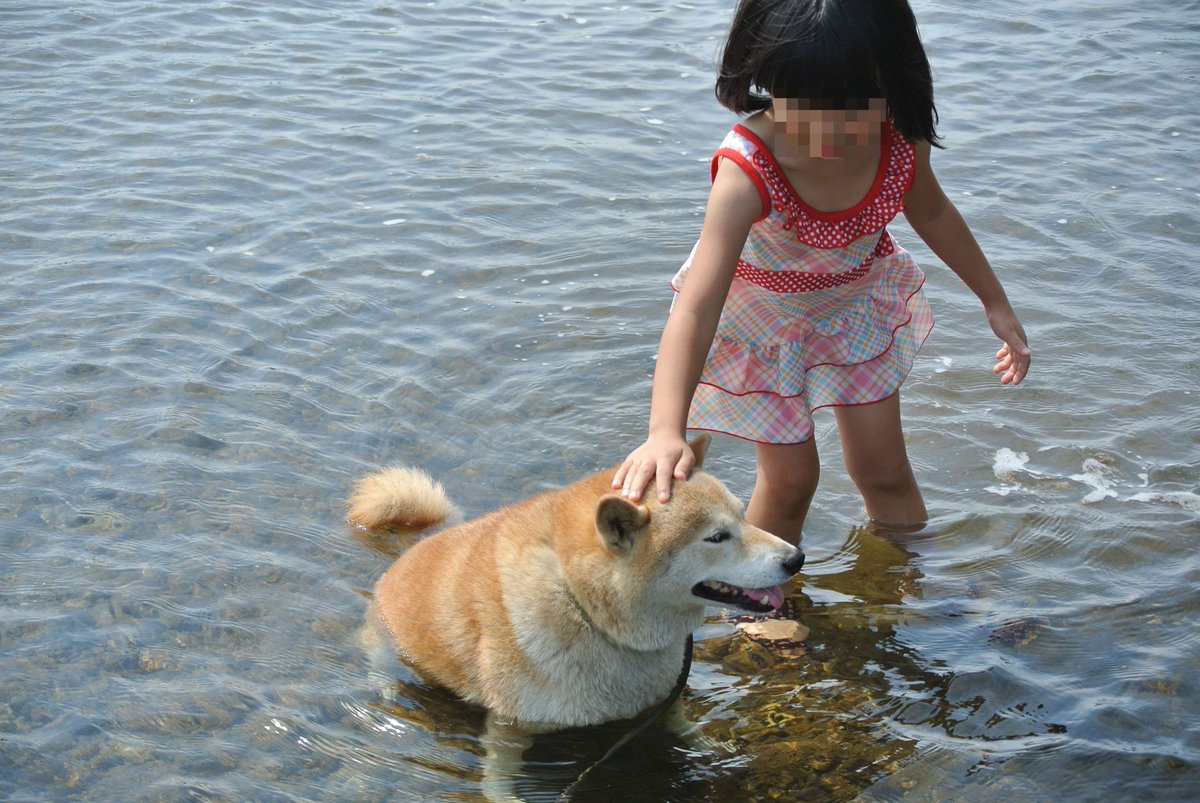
[733, 236, 894, 294]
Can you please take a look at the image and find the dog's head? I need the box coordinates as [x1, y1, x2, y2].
[594, 435, 805, 615]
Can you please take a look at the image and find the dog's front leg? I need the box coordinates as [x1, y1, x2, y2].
[480, 713, 533, 803]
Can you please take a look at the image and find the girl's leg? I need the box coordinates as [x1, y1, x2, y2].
[746, 438, 820, 545]
[834, 391, 927, 527]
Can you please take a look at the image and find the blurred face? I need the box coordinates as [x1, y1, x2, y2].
[771, 97, 887, 158]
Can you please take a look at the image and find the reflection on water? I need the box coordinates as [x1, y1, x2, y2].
[2, 0, 1198, 799]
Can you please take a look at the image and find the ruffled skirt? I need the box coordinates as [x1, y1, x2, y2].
[678, 245, 933, 444]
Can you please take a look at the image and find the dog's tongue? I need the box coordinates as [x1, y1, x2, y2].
[746, 584, 786, 610]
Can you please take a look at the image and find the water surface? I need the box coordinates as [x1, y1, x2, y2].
[2, 1, 1198, 800]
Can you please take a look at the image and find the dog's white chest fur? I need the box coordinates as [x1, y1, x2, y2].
[507, 623, 686, 726]
[493, 544, 689, 726]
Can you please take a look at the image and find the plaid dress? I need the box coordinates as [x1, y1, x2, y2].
[670, 121, 934, 444]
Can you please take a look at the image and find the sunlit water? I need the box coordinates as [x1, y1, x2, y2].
[2, 0, 1197, 800]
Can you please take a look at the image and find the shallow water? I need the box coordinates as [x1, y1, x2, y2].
[2, 0, 1197, 800]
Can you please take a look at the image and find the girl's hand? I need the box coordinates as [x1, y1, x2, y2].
[612, 435, 695, 503]
[987, 306, 1031, 385]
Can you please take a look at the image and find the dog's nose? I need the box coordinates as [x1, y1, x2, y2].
[783, 548, 805, 575]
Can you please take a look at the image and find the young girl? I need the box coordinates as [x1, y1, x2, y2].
[613, 0, 1030, 542]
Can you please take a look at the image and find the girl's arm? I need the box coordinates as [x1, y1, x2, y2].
[613, 158, 762, 503]
[902, 141, 1031, 385]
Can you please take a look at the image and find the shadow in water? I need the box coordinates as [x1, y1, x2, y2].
[687, 522, 1067, 800]
[366, 674, 706, 802]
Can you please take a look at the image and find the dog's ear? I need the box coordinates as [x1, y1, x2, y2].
[688, 433, 711, 470]
[595, 495, 651, 553]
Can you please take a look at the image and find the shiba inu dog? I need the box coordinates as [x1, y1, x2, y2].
[349, 434, 804, 797]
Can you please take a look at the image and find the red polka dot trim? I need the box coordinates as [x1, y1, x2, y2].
[734, 234, 896, 293]
[741, 122, 916, 250]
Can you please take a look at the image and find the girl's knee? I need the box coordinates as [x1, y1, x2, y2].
[750, 441, 820, 533]
[757, 454, 819, 492]
[748, 466, 818, 542]
[754, 463, 819, 512]
[847, 453, 917, 496]
[847, 453, 927, 527]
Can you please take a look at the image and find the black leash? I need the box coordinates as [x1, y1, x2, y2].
[556, 634, 694, 801]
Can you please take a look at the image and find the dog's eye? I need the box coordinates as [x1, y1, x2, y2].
[704, 530, 733, 544]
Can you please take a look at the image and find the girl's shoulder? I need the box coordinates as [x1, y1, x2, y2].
[734, 111, 773, 143]
[722, 111, 773, 156]
[710, 113, 774, 219]
[712, 112, 774, 169]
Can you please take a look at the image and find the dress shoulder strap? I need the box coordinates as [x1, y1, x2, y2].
[709, 126, 772, 221]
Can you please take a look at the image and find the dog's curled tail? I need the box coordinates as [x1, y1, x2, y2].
[347, 467, 456, 530]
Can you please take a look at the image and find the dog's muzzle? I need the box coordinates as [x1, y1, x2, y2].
[783, 548, 805, 575]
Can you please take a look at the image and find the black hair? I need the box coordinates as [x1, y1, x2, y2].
[715, 0, 941, 145]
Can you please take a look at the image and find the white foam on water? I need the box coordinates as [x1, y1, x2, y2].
[1127, 491, 1200, 513]
[986, 448, 1034, 497]
[992, 448, 1031, 481]
[991, 450, 1196, 510]
[1069, 458, 1119, 504]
